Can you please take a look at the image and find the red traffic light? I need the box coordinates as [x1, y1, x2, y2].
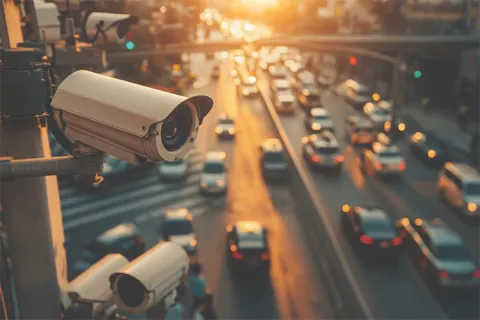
[349, 56, 357, 65]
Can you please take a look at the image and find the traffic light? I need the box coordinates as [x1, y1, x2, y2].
[125, 32, 135, 50]
[349, 56, 357, 66]
[413, 70, 422, 79]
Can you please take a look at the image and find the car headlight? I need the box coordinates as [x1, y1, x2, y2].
[215, 127, 222, 134]
[311, 123, 321, 131]
[201, 182, 207, 188]
[216, 180, 225, 187]
[398, 123, 406, 132]
[228, 128, 235, 134]
[428, 150, 436, 158]
[384, 121, 391, 131]
[467, 202, 478, 212]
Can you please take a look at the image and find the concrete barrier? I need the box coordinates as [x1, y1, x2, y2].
[259, 86, 373, 320]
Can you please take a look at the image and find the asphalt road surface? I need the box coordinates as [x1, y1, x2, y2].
[61, 52, 332, 319]
[257, 69, 480, 319]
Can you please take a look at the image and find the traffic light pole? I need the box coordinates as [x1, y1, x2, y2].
[0, 1, 62, 318]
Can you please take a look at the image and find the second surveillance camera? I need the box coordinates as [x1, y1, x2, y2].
[51, 70, 213, 164]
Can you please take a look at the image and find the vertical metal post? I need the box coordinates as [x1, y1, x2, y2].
[0, 0, 63, 318]
[390, 55, 405, 139]
[466, 0, 472, 31]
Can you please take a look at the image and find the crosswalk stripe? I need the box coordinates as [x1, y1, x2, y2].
[63, 185, 208, 230]
[62, 176, 201, 218]
[148, 197, 210, 219]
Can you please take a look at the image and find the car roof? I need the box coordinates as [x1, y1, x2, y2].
[164, 208, 191, 220]
[302, 88, 320, 95]
[444, 162, 480, 181]
[377, 100, 393, 108]
[372, 142, 400, 153]
[354, 206, 390, 222]
[274, 79, 290, 86]
[205, 151, 226, 162]
[307, 132, 338, 148]
[278, 94, 295, 102]
[261, 138, 283, 151]
[310, 108, 328, 117]
[355, 120, 374, 128]
[97, 223, 138, 243]
[422, 219, 464, 246]
[235, 221, 263, 235]
[346, 79, 369, 90]
[218, 114, 233, 120]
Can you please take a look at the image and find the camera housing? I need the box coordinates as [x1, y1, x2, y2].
[34, 0, 62, 43]
[51, 70, 213, 164]
[109, 242, 189, 314]
[68, 254, 129, 315]
[83, 12, 139, 44]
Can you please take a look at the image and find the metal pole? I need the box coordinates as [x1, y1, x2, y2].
[0, 119, 62, 319]
[0, 1, 62, 318]
[466, 0, 472, 31]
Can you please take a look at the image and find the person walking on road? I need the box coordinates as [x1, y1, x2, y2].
[188, 263, 208, 316]
[193, 293, 217, 320]
[458, 103, 470, 132]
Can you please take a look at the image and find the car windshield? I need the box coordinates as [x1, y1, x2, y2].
[317, 147, 338, 155]
[276, 82, 290, 90]
[203, 162, 225, 174]
[435, 244, 471, 261]
[465, 183, 480, 195]
[373, 108, 390, 116]
[355, 127, 374, 134]
[313, 115, 329, 120]
[219, 119, 234, 125]
[161, 159, 185, 166]
[362, 218, 394, 233]
[264, 151, 285, 163]
[378, 151, 401, 158]
[164, 220, 193, 235]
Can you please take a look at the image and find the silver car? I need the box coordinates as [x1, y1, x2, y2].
[158, 159, 188, 180]
[200, 152, 228, 195]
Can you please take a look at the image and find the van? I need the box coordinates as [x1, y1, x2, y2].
[437, 162, 480, 217]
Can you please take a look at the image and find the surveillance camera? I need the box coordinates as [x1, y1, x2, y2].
[68, 254, 129, 316]
[34, 0, 62, 43]
[51, 70, 213, 164]
[109, 242, 189, 315]
[83, 12, 139, 44]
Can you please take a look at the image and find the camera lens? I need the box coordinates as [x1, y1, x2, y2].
[161, 103, 193, 152]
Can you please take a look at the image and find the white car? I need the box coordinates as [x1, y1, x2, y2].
[159, 208, 197, 256]
[305, 108, 334, 133]
[364, 102, 391, 126]
[268, 65, 288, 79]
[362, 142, 406, 176]
[200, 152, 228, 194]
[158, 159, 188, 180]
[274, 94, 295, 113]
[270, 79, 291, 93]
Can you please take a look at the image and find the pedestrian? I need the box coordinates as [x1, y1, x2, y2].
[165, 287, 186, 320]
[188, 262, 208, 316]
[458, 103, 470, 132]
[192, 293, 217, 320]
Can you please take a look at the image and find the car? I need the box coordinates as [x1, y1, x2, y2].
[226, 221, 270, 273]
[159, 208, 197, 256]
[377, 100, 393, 112]
[259, 138, 287, 179]
[200, 151, 228, 195]
[215, 115, 236, 139]
[397, 217, 480, 289]
[341, 204, 402, 258]
[376, 132, 392, 146]
[344, 116, 377, 145]
[304, 108, 334, 133]
[268, 65, 288, 79]
[383, 117, 406, 136]
[240, 75, 259, 97]
[344, 79, 373, 106]
[302, 132, 344, 171]
[274, 94, 295, 114]
[69, 223, 145, 280]
[158, 158, 188, 180]
[437, 162, 480, 217]
[360, 142, 406, 176]
[317, 71, 336, 88]
[363, 102, 391, 128]
[297, 88, 322, 110]
[270, 79, 291, 93]
[409, 132, 450, 165]
[293, 71, 317, 93]
[211, 65, 220, 79]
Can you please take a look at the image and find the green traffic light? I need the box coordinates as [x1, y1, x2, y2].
[126, 41, 135, 50]
[413, 70, 422, 79]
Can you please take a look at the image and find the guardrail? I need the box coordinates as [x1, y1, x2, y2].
[258, 86, 374, 320]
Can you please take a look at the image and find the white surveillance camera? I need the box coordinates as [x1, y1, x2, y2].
[51, 70, 213, 165]
[109, 242, 189, 315]
[83, 12, 139, 44]
[34, 0, 62, 43]
[68, 254, 129, 316]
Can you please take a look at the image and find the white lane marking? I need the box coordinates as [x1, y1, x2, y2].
[134, 213, 150, 224]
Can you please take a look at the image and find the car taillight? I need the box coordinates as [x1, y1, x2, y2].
[232, 251, 244, 260]
[312, 155, 321, 163]
[360, 234, 373, 245]
[336, 155, 345, 163]
[473, 270, 480, 278]
[375, 163, 383, 170]
[437, 270, 449, 279]
[398, 161, 406, 170]
[392, 236, 402, 246]
[260, 252, 270, 261]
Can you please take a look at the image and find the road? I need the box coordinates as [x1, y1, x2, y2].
[60, 51, 332, 319]
[257, 70, 480, 319]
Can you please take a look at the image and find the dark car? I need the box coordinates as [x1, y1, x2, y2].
[397, 217, 480, 289]
[302, 132, 344, 172]
[409, 132, 450, 165]
[297, 88, 322, 110]
[69, 223, 145, 280]
[259, 138, 288, 180]
[383, 117, 406, 137]
[226, 221, 270, 274]
[159, 208, 197, 257]
[340, 204, 402, 259]
[344, 116, 376, 146]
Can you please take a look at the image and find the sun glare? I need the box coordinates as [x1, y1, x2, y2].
[240, 0, 278, 10]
